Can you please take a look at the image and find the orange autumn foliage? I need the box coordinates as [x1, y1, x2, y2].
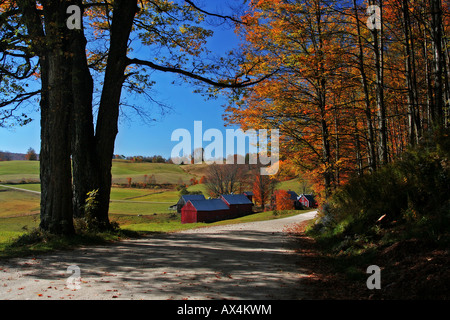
[252, 173, 277, 208]
[225, 0, 449, 203]
[273, 190, 294, 211]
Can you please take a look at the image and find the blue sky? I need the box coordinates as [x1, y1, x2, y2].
[0, 2, 243, 159]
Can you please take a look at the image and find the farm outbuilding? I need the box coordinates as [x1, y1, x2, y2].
[298, 194, 317, 208]
[270, 190, 303, 210]
[180, 193, 254, 224]
[286, 191, 303, 209]
[181, 199, 231, 224]
[243, 191, 254, 203]
[220, 194, 253, 217]
[176, 194, 206, 213]
[287, 191, 299, 202]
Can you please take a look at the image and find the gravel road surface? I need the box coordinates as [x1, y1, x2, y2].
[0, 211, 316, 300]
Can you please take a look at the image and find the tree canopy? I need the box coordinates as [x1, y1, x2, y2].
[1, 0, 449, 234]
[0, 0, 269, 234]
[225, 0, 450, 201]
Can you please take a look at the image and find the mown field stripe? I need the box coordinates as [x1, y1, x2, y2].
[0, 184, 174, 205]
[0, 184, 41, 195]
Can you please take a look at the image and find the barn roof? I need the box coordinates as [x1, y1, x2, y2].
[188, 199, 230, 211]
[221, 194, 253, 205]
[180, 194, 206, 202]
[287, 191, 299, 200]
[299, 194, 315, 202]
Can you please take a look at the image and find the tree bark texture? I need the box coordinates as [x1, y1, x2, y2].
[93, 0, 139, 227]
[39, 2, 75, 234]
[69, 1, 97, 219]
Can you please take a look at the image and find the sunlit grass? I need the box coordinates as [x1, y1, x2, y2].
[0, 188, 40, 218]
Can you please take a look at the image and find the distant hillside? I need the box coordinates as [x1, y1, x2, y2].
[110, 160, 194, 184]
[179, 163, 211, 178]
[0, 160, 192, 184]
[0, 151, 40, 161]
[0, 159, 309, 194]
[0, 152, 23, 161]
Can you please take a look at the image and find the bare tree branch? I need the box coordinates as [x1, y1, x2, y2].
[184, 0, 247, 25]
[0, 90, 41, 109]
[126, 57, 277, 89]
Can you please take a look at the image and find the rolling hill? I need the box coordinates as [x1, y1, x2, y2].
[0, 160, 196, 184]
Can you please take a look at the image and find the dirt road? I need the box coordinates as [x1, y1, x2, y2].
[0, 211, 316, 300]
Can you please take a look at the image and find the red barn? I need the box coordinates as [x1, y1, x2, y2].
[176, 194, 206, 213]
[181, 199, 231, 224]
[298, 194, 317, 208]
[220, 194, 253, 217]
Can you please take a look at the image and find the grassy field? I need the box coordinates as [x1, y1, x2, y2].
[0, 208, 312, 258]
[0, 160, 196, 184]
[110, 160, 195, 184]
[0, 160, 309, 191]
[0, 215, 40, 246]
[0, 160, 312, 255]
[0, 186, 40, 218]
[0, 161, 40, 183]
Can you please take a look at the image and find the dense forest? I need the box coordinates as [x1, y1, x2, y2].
[225, 0, 450, 201]
[221, 0, 450, 299]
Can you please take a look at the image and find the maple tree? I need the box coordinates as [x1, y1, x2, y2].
[204, 163, 248, 197]
[0, 0, 270, 234]
[225, 0, 450, 203]
[252, 171, 278, 209]
[25, 147, 38, 161]
[226, 0, 351, 199]
[273, 190, 294, 211]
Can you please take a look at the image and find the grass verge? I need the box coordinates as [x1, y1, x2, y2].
[287, 214, 450, 300]
[288, 129, 450, 299]
[0, 209, 311, 260]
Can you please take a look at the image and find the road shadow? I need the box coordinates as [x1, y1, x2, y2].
[1, 229, 307, 299]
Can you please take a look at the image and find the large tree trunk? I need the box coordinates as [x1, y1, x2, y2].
[69, 2, 97, 218]
[430, 0, 444, 127]
[315, 3, 332, 198]
[39, 3, 74, 234]
[318, 74, 332, 198]
[402, 0, 420, 146]
[353, 0, 377, 172]
[371, 0, 388, 165]
[424, 29, 434, 130]
[92, 0, 138, 228]
[320, 107, 332, 198]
